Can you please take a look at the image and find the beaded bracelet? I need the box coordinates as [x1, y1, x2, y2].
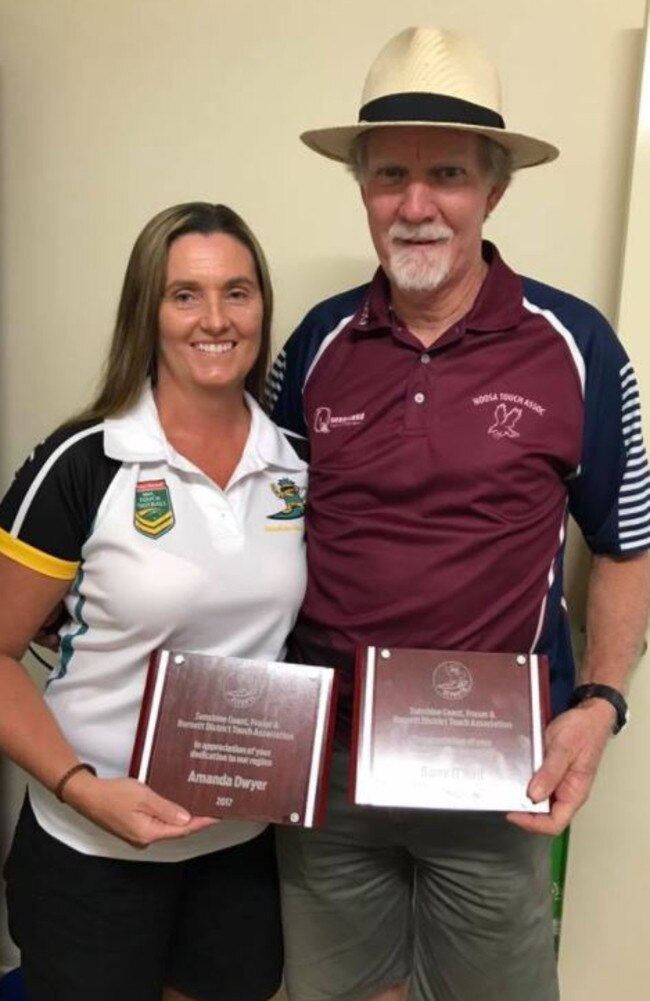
[54, 762, 97, 803]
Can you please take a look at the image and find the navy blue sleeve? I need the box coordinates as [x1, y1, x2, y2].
[265, 285, 368, 438]
[265, 324, 311, 438]
[561, 302, 650, 554]
[521, 276, 650, 556]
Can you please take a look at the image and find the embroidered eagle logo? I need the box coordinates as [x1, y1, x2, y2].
[488, 404, 522, 440]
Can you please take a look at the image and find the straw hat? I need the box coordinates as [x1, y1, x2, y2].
[301, 27, 558, 170]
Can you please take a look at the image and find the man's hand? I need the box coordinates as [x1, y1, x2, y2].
[63, 770, 217, 848]
[510, 552, 650, 836]
[506, 698, 615, 835]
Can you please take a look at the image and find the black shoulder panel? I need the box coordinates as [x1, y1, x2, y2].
[0, 420, 121, 562]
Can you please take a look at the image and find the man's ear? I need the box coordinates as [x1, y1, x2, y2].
[485, 181, 508, 219]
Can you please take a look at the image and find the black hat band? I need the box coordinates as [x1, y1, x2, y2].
[359, 92, 505, 130]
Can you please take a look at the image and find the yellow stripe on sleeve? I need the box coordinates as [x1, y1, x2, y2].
[0, 527, 79, 580]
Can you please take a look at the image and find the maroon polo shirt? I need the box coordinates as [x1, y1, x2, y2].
[292, 250, 583, 728]
[270, 242, 649, 732]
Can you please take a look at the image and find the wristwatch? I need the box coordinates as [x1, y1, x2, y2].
[569, 683, 629, 735]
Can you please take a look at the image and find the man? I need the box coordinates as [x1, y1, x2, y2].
[268, 27, 650, 1001]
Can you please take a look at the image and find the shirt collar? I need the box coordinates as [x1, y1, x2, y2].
[348, 242, 525, 340]
[464, 242, 525, 333]
[104, 384, 168, 462]
[244, 398, 307, 473]
[348, 269, 393, 335]
[104, 383, 306, 473]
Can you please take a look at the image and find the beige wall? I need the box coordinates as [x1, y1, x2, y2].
[566, 7, 650, 992]
[0, 1, 648, 996]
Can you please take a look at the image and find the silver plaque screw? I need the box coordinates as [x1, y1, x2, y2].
[516, 655, 526, 666]
[289, 812, 300, 823]
[381, 649, 391, 659]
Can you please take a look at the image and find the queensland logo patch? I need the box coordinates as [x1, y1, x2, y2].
[268, 478, 306, 520]
[313, 406, 365, 434]
[314, 407, 332, 434]
[134, 479, 175, 538]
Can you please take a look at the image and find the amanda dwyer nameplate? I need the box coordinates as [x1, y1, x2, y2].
[352, 647, 550, 813]
[130, 650, 337, 827]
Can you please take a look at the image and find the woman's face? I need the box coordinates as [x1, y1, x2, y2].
[157, 231, 263, 400]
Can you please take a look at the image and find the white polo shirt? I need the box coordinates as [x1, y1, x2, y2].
[0, 386, 307, 860]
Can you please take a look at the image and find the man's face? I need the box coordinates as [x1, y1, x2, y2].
[360, 127, 506, 295]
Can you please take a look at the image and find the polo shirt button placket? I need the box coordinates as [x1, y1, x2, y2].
[210, 498, 241, 541]
[404, 352, 433, 433]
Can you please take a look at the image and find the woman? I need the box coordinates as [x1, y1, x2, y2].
[0, 203, 307, 1001]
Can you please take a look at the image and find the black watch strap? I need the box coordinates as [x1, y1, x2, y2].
[569, 683, 629, 735]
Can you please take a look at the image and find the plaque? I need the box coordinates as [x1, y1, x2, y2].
[130, 650, 337, 827]
[351, 647, 550, 812]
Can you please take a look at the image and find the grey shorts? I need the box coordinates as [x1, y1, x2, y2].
[276, 751, 558, 1001]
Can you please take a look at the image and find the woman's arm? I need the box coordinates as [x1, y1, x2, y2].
[0, 554, 214, 847]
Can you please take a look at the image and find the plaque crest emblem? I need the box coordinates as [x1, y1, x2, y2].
[268, 478, 306, 521]
[432, 660, 473, 701]
[221, 661, 266, 709]
[134, 479, 175, 539]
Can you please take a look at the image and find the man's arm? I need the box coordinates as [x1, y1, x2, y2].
[508, 550, 650, 834]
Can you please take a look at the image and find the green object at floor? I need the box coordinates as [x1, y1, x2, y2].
[551, 829, 570, 956]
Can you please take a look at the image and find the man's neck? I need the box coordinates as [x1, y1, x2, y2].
[390, 258, 488, 349]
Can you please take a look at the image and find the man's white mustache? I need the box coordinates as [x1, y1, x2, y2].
[389, 222, 453, 242]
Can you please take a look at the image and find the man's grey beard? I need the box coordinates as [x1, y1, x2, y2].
[387, 222, 453, 292]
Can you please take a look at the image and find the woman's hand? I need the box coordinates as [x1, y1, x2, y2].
[62, 770, 217, 848]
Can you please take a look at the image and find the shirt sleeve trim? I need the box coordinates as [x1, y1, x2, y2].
[0, 527, 79, 580]
[10, 423, 103, 536]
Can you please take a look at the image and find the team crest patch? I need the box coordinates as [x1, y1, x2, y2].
[268, 478, 306, 521]
[134, 479, 175, 538]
